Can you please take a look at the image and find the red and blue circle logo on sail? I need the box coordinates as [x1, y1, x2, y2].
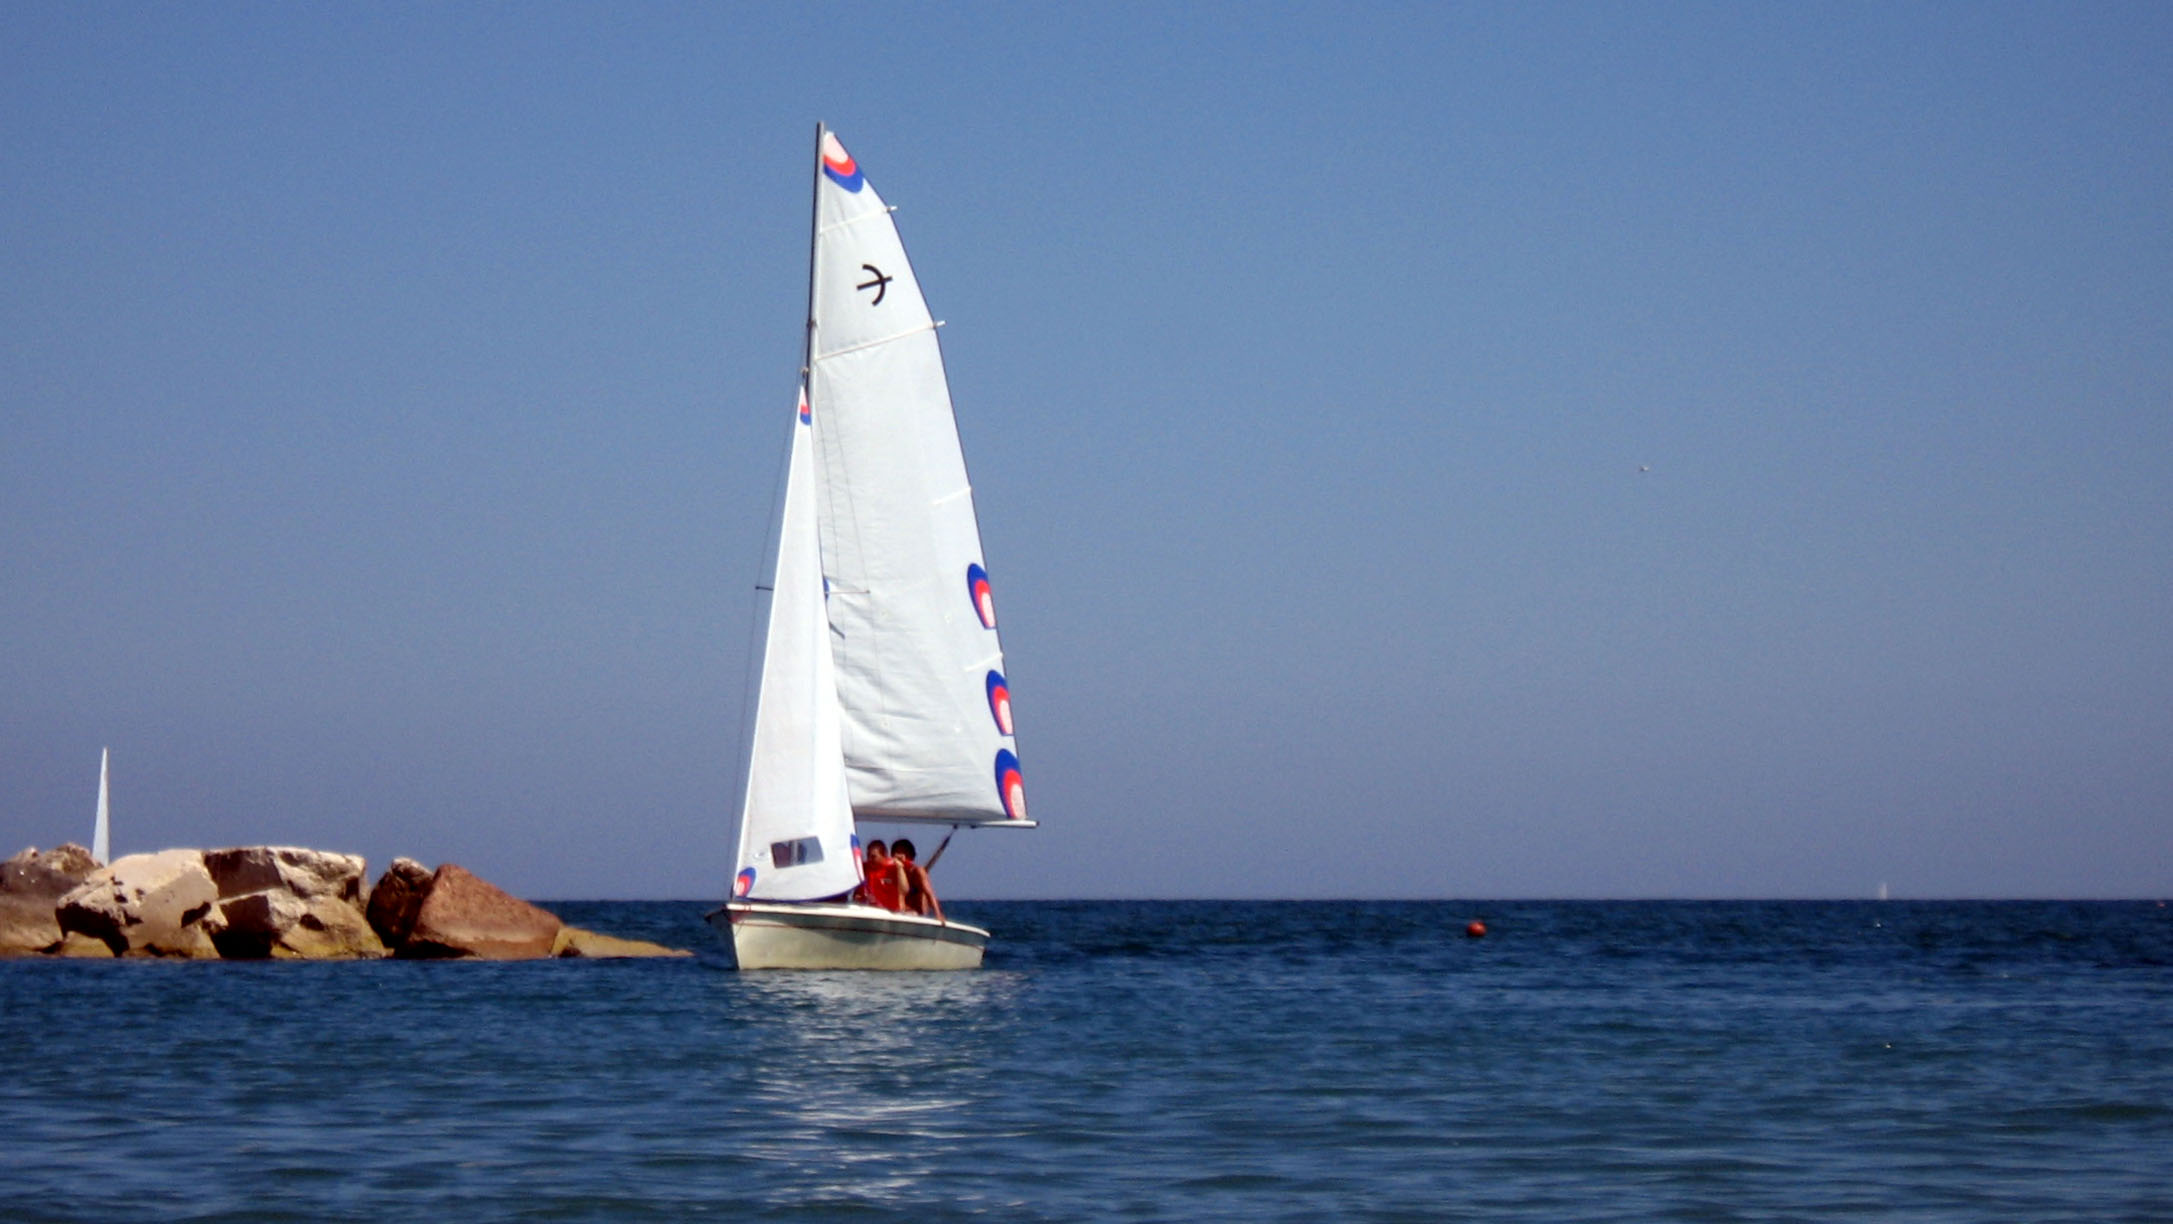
[985, 670, 1014, 735]
[820, 133, 865, 193]
[797, 393, 811, 425]
[966, 563, 997, 629]
[994, 749, 1026, 822]
[733, 867, 756, 897]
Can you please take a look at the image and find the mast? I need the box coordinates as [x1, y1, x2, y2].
[802, 122, 824, 388]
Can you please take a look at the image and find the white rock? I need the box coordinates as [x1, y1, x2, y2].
[203, 846, 368, 904]
[209, 888, 386, 959]
[56, 849, 219, 957]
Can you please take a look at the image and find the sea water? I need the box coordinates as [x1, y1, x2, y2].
[2, 900, 2168, 1221]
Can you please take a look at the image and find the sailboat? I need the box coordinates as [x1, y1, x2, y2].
[93, 747, 110, 865]
[706, 127, 1033, 970]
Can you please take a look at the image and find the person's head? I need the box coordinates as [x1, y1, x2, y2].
[865, 839, 888, 860]
[892, 838, 917, 862]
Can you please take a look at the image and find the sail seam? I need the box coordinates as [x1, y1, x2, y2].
[815, 321, 941, 362]
[817, 206, 899, 238]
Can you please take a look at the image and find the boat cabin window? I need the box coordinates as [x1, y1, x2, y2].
[769, 838, 824, 867]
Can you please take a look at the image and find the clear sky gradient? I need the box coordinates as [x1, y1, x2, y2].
[5, 4, 2168, 899]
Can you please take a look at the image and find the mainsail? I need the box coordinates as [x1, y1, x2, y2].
[805, 130, 1027, 827]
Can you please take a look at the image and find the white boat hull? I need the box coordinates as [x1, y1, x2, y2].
[709, 900, 988, 970]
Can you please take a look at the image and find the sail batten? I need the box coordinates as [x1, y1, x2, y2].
[816, 207, 899, 239]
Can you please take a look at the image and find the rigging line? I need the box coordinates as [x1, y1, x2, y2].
[813, 320, 943, 364]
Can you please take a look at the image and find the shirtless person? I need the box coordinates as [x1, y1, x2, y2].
[890, 838, 943, 923]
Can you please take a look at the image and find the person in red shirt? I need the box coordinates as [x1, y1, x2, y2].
[858, 839, 907, 912]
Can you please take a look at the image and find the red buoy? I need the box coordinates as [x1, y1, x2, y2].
[1465, 920, 1487, 938]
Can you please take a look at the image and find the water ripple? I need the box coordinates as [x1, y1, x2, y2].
[3, 900, 2169, 1221]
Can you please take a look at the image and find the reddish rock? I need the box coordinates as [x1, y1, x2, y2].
[400, 863, 562, 960]
[365, 857, 433, 950]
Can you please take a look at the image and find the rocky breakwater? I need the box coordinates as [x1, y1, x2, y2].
[0, 844, 688, 960]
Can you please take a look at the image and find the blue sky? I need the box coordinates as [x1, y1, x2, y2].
[4, 4, 2167, 899]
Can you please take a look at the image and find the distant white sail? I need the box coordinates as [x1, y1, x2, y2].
[93, 747, 110, 865]
[806, 130, 1025, 826]
[731, 389, 864, 902]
